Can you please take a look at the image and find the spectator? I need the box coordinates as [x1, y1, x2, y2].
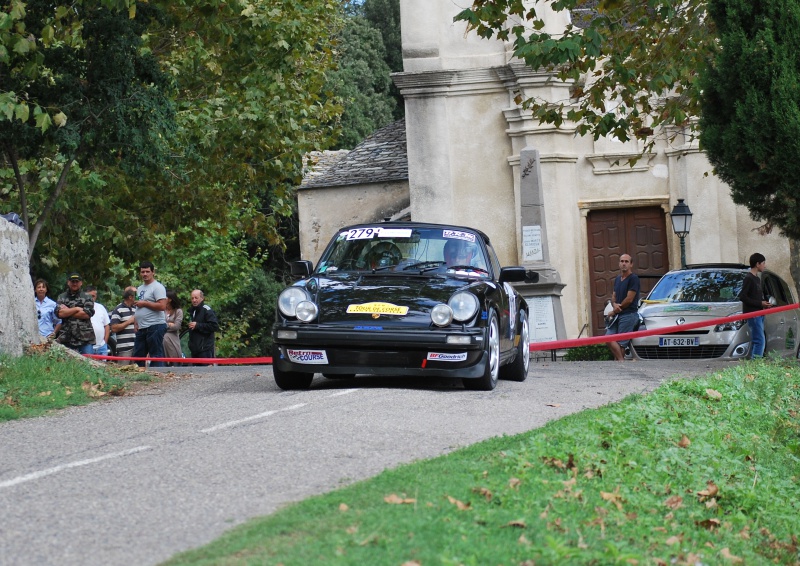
[163, 290, 184, 365]
[34, 278, 61, 339]
[54, 273, 95, 354]
[84, 285, 111, 358]
[132, 261, 168, 367]
[110, 287, 137, 365]
[738, 252, 771, 359]
[605, 254, 640, 362]
[188, 289, 219, 361]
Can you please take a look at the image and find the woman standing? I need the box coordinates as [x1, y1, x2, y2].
[34, 278, 61, 339]
[163, 290, 184, 364]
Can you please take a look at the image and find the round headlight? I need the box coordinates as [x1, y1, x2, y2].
[431, 304, 453, 327]
[278, 287, 308, 317]
[295, 301, 318, 322]
[448, 292, 479, 322]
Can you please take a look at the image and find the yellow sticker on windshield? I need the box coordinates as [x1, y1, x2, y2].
[347, 302, 409, 315]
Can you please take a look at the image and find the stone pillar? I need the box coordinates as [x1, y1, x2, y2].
[0, 220, 39, 356]
[514, 148, 567, 342]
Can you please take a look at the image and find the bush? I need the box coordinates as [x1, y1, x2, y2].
[215, 268, 285, 358]
[563, 344, 613, 361]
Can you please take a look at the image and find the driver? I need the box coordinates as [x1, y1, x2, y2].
[443, 239, 476, 267]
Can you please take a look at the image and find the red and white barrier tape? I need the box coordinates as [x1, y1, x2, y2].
[530, 303, 799, 351]
[84, 303, 799, 364]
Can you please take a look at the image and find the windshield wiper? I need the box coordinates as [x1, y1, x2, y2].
[401, 260, 445, 272]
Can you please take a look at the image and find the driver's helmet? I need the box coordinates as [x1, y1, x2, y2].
[367, 241, 402, 269]
[443, 239, 477, 266]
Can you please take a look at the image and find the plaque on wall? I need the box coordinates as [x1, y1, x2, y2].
[522, 225, 543, 262]
[530, 296, 557, 343]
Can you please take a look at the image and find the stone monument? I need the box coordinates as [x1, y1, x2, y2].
[0, 219, 39, 356]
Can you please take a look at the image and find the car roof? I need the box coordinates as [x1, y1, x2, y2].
[338, 221, 492, 245]
[683, 263, 748, 270]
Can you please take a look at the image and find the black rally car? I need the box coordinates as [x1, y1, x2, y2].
[271, 222, 537, 390]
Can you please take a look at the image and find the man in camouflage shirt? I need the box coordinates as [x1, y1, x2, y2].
[55, 272, 96, 354]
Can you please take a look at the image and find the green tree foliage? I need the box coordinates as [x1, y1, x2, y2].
[454, 0, 711, 153]
[363, 0, 404, 120]
[328, 13, 396, 149]
[1, 1, 342, 277]
[699, 0, 800, 240]
[1, 1, 178, 260]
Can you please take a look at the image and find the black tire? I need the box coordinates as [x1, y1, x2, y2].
[272, 345, 314, 390]
[464, 309, 500, 391]
[500, 310, 529, 382]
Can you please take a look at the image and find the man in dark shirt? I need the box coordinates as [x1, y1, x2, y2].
[739, 252, 771, 358]
[55, 272, 95, 354]
[188, 289, 219, 361]
[605, 254, 641, 361]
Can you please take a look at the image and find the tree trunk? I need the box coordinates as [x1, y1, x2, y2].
[790, 239, 800, 304]
[4, 145, 29, 231]
[28, 155, 76, 260]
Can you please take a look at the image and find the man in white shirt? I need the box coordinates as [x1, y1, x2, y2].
[85, 285, 111, 358]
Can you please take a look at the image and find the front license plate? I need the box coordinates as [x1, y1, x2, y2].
[659, 337, 699, 347]
[286, 349, 329, 364]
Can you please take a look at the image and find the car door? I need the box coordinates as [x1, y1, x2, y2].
[762, 273, 793, 355]
[486, 243, 513, 352]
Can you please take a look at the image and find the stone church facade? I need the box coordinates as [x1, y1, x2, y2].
[299, 0, 794, 340]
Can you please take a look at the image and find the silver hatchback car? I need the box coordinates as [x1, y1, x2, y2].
[630, 264, 799, 360]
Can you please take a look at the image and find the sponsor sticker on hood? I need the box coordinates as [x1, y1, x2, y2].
[346, 302, 409, 315]
[427, 352, 468, 362]
[286, 349, 329, 364]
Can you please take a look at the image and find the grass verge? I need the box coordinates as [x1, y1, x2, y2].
[165, 358, 800, 565]
[0, 344, 152, 421]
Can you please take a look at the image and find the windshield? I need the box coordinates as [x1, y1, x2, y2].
[316, 226, 490, 276]
[646, 270, 746, 303]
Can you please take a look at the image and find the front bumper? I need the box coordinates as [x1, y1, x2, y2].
[630, 328, 749, 360]
[272, 324, 489, 378]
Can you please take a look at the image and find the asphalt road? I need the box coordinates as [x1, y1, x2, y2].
[0, 359, 737, 566]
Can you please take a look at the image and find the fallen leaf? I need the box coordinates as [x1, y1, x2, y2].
[384, 494, 416, 505]
[696, 518, 721, 530]
[81, 380, 107, 398]
[545, 403, 561, 407]
[509, 477, 521, 490]
[719, 548, 743, 563]
[542, 456, 566, 469]
[664, 495, 683, 509]
[697, 481, 719, 499]
[738, 526, 751, 539]
[678, 434, 691, 448]
[705, 498, 718, 509]
[472, 487, 492, 501]
[446, 495, 471, 510]
[685, 553, 702, 565]
[665, 535, 682, 545]
[600, 487, 624, 511]
[518, 534, 531, 545]
[346, 525, 358, 534]
[339, 503, 349, 512]
[38, 391, 51, 397]
[505, 519, 526, 528]
[401, 562, 421, 566]
[706, 388, 723, 400]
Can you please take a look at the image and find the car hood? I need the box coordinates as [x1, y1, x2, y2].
[638, 301, 741, 327]
[301, 273, 489, 326]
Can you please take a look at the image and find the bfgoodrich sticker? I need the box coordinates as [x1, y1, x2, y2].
[427, 352, 468, 362]
[286, 349, 329, 364]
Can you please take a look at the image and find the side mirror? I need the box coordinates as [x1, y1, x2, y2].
[291, 260, 313, 278]
[499, 266, 526, 283]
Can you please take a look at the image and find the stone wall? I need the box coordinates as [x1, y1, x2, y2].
[0, 220, 39, 356]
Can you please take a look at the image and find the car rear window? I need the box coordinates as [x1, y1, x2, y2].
[646, 270, 745, 303]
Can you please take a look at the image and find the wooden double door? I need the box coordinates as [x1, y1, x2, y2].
[587, 207, 670, 336]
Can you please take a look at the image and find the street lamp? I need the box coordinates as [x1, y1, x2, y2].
[670, 199, 693, 268]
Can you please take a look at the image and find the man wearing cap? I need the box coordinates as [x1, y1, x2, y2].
[55, 273, 96, 354]
[110, 287, 137, 365]
[133, 261, 168, 367]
